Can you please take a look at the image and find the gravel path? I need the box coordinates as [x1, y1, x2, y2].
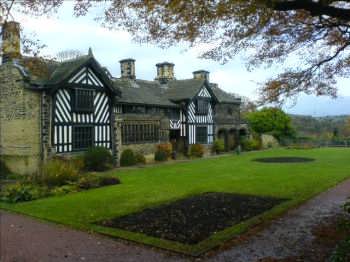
[207, 178, 350, 262]
[0, 212, 186, 262]
[1, 178, 350, 262]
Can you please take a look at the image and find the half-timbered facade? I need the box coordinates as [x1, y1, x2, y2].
[0, 21, 244, 175]
[52, 64, 113, 153]
[186, 84, 215, 145]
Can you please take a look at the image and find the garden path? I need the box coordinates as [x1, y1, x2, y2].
[207, 178, 350, 262]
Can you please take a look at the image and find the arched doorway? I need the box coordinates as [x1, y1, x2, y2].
[217, 129, 228, 151]
[239, 128, 247, 137]
[239, 129, 248, 144]
[228, 129, 237, 151]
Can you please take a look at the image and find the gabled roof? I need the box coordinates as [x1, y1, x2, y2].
[12, 50, 120, 96]
[163, 79, 207, 101]
[210, 84, 241, 104]
[44, 55, 91, 86]
[2, 49, 240, 106]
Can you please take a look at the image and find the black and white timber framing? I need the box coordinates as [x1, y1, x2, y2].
[52, 66, 114, 153]
[186, 85, 214, 145]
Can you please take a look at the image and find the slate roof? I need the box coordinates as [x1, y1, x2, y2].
[44, 55, 91, 86]
[3, 50, 240, 106]
[11, 51, 119, 95]
[113, 77, 240, 107]
[210, 84, 241, 104]
[164, 79, 206, 101]
[113, 79, 177, 107]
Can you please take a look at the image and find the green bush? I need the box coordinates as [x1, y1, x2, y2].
[156, 143, 172, 158]
[0, 159, 11, 179]
[83, 147, 113, 171]
[77, 175, 100, 190]
[71, 155, 85, 172]
[77, 175, 120, 190]
[120, 149, 136, 166]
[212, 139, 225, 154]
[135, 152, 146, 165]
[41, 159, 79, 187]
[1, 183, 48, 203]
[154, 150, 168, 162]
[190, 144, 205, 158]
[241, 137, 262, 151]
[287, 144, 316, 150]
[98, 176, 120, 186]
[50, 184, 78, 196]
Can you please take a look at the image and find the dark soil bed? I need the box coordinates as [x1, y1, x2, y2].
[97, 192, 285, 245]
[253, 157, 315, 163]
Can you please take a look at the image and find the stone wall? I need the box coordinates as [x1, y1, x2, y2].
[261, 134, 279, 149]
[41, 91, 53, 161]
[214, 103, 240, 125]
[116, 112, 171, 160]
[121, 143, 158, 158]
[112, 114, 122, 166]
[0, 64, 42, 175]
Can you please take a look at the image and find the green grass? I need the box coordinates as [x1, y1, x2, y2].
[1, 148, 350, 256]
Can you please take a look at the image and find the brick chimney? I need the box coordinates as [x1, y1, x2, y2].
[119, 58, 135, 79]
[193, 70, 209, 81]
[155, 62, 174, 83]
[2, 21, 21, 63]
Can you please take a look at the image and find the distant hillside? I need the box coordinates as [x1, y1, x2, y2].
[284, 95, 350, 116]
[290, 114, 349, 137]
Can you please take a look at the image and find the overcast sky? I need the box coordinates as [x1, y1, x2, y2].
[13, 3, 350, 116]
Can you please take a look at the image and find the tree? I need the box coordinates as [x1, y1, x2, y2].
[0, 1, 55, 57]
[246, 107, 295, 140]
[238, 95, 257, 121]
[343, 117, 350, 138]
[56, 49, 83, 62]
[2, 1, 350, 104]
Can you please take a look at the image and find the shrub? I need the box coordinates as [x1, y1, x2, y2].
[84, 147, 113, 171]
[77, 175, 100, 190]
[50, 184, 78, 196]
[0, 159, 11, 179]
[98, 176, 120, 186]
[154, 150, 168, 162]
[135, 152, 146, 165]
[156, 143, 172, 158]
[120, 149, 136, 166]
[212, 139, 225, 154]
[77, 175, 120, 189]
[287, 144, 316, 150]
[71, 155, 85, 172]
[190, 144, 205, 158]
[241, 137, 262, 151]
[41, 159, 79, 187]
[1, 183, 48, 203]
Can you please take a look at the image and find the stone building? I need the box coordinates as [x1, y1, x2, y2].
[0, 21, 246, 175]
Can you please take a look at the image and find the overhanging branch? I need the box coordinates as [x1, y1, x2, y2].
[268, 0, 350, 21]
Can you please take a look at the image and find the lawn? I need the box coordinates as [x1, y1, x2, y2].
[1, 148, 350, 255]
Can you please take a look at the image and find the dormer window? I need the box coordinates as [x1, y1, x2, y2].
[196, 99, 209, 115]
[72, 88, 94, 113]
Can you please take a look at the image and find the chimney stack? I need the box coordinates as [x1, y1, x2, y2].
[155, 62, 174, 83]
[119, 58, 135, 79]
[193, 70, 209, 81]
[2, 21, 21, 63]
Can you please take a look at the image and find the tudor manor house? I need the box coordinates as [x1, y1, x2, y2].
[0, 21, 247, 175]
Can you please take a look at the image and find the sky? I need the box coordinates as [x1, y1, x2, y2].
[12, 2, 350, 116]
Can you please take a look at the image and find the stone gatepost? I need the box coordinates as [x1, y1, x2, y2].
[113, 115, 122, 167]
[41, 91, 52, 162]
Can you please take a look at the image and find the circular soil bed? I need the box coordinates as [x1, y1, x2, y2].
[253, 157, 315, 163]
